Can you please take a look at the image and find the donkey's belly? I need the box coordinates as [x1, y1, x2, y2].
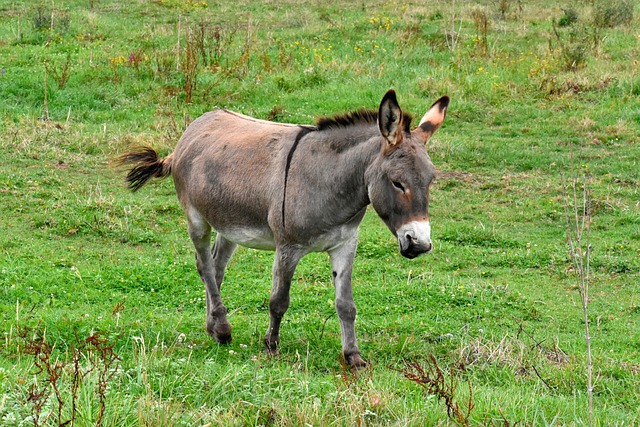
[219, 226, 276, 251]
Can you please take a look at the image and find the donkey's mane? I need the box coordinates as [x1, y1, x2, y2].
[315, 109, 413, 133]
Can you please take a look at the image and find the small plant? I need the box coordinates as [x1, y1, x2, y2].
[182, 28, 200, 103]
[44, 53, 73, 89]
[109, 54, 126, 84]
[430, 10, 444, 20]
[192, 21, 238, 70]
[369, 14, 394, 32]
[18, 327, 121, 427]
[31, 5, 70, 38]
[394, 355, 474, 426]
[558, 8, 578, 27]
[42, 69, 49, 121]
[394, 355, 520, 426]
[496, 0, 510, 20]
[266, 104, 286, 121]
[560, 42, 588, 71]
[472, 7, 490, 57]
[233, 18, 254, 78]
[156, 0, 208, 12]
[152, 50, 176, 81]
[550, 19, 590, 70]
[495, 0, 523, 20]
[127, 49, 145, 74]
[592, 0, 634, 28]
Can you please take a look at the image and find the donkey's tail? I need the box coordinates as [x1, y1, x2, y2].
[117, 146, 174, 192]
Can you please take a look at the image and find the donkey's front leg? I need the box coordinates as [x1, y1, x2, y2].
[330, 236, 367, 368]
[264, 245, 304, 355]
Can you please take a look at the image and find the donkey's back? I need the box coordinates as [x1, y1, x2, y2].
[171, 110, 306, 249]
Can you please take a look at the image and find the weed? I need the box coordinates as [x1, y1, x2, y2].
[31, 5, 70, 35]
[42, 69, 49, 121]
[44, 53, 73, 90]
[558, 8, 578, 27]
[562, 167, 594, 424]
[157, 0, 209, 12]
[16, 327, 121, 426]
[496, 0, 510, 20]
[495, 0, 523, 21]
[544, 75, 614, 96]
[395, 355, 522, 426]
[394, 355, 475, 426]
[182, 28, 200, 103]
[152, 50, 176, 82]
[592, 0, 634, 28]
[550, 19, 591, 71]
[234, 18, 255, 78]
[551, 0, 632, 70]
[109, 54, 126, 84]
[127, 49, 146, 74]
[192, 21, 238, 70]
[370, 14, 394, 32]
[266, 104, 286, 122]
[471, 7, 490, 57]
[332, 358, 386, 426]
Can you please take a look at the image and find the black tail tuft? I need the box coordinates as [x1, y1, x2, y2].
[117, 146, 172, 192]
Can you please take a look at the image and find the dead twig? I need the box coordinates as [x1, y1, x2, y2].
[562, 165, 594, 425]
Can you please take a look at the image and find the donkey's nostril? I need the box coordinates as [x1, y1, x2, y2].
[405, 233, 414, 242]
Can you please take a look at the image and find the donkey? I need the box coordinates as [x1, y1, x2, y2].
[119, 90, 449, 367]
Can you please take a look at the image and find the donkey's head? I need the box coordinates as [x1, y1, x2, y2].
[365, 90, 449, 259]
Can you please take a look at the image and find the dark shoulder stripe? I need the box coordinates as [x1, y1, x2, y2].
[282, 126, 314, 229]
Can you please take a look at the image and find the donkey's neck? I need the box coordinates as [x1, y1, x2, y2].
[311, 124, 380, 203]
[282, 125, 380, 234]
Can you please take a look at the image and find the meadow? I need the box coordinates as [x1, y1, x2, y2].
[0, 0, 639, 425]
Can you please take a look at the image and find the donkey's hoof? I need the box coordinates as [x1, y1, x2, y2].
[207, 321, 232, 344]
[264, 347, 280, 357]
[214, 332, 232, 345]
[264, 338, 280, 356]
[344, 351, 368, 369]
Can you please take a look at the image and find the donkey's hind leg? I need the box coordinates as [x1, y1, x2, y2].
[187, 212, 233, 344]
[211, 233, 237, 292]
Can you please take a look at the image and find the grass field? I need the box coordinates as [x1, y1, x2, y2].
[1, 0, 639, 425]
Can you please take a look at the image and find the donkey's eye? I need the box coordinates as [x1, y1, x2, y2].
[392, 181, 406, 193]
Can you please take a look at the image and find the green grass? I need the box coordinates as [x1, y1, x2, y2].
[1, 0, 639, 425]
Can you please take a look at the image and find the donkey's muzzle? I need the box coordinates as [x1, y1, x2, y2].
[397, 221, 432, 259]
[399, 239, 432, 259]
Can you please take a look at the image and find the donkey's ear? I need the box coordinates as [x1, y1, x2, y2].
[378, 90, 404, 146]
[414, 95, 450, 143]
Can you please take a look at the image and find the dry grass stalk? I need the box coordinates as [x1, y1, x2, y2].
[445, 0, 463, 51]
[562, 170, 594, 425]
[394, 355, 474, 426]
